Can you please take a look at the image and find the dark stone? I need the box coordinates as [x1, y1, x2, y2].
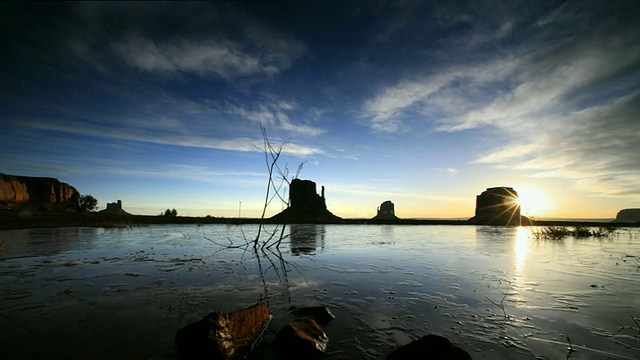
[387, 335, 472, 360]
[289, 306, 334, 325]
[615, 208, 640, 223]
[270, 179, 342, 223]
[175, 302, 272, 360]
[271, 319, 328, 359]
[373, 200, 400, 220]
[468, 186, 524, 226]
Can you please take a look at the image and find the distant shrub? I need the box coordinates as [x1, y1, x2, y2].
[160, 208, 178, 217]
[531, 226, 570, 240]
[591, 226, 617, 237]
[572, 226, 592, 238]
[79, 194, 98, 213]
[531, 226, 617, 240]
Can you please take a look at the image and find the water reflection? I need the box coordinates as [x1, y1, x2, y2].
[379, 225, 395, 243]
[514, 227, 531, 276]
[511, 227, 532, 308]
[474, 226, 533, 308]
[289, 224, 325, 255]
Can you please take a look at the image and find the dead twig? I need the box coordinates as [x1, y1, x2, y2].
[486, 280, 511, 319]
[565, 335, 576, 359]
[614, 316, 640, 337]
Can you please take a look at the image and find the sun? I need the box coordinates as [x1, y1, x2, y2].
[515, 186, 553, 216]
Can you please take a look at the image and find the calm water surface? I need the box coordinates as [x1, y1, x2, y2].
[0, 225, 638, 359]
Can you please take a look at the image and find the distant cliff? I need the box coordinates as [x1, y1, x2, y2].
[0, 173, 80, 211]
[615, 209, 640, 223]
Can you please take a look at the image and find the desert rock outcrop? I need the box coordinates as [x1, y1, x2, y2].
[0, 173, 79, 211]
[270, 179, 341, 223]
[469, 186, 522, 226]
[615, 208, 640, 223]
[372, 200, 399, 221]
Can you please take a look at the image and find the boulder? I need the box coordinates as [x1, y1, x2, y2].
[175, 302, 272, 360]
[615, 208, 640, 223]
[0, 173, 79, 211]
[387, 334, 471, 360]
[271, 319, 328, 359]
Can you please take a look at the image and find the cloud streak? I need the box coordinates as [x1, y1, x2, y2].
[360, 2, 640, 199]
[10, 116, 323, 157]
[227, 100, 325, 137]
[105, 3, 307, 81]
[114, 33, 306, 81]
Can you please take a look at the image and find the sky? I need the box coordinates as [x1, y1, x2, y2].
[1, 1, 639, 220]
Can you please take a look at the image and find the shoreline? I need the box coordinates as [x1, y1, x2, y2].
[1, 210, 638, 230]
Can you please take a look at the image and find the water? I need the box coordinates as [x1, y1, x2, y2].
[0, 225, 638, 359]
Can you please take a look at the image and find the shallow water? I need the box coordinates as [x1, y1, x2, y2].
[0, 224, 638, 359]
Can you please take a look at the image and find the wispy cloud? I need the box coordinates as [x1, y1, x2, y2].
[434, 168, 459, 175]
[114, 34, 305, 81]
[94, 162, 266, 183]
[65, 2, 308, 82]
[10, 116, 324, 157]
[227, 99, 325, 137]
[485, 92, 640, 198]
[360, 2, 640, 198]
[360, 57, 519, 133]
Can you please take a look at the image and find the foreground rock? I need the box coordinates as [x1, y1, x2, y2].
[387, 334, 472, 360]
[175, 303, 472, 360]
[175, 302, 272, 360]
[289, 306, 334, 325]
[272, 319, 328, 359]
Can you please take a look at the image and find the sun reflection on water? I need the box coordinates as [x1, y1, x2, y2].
[515, 226, 531, 276]
[511, 227, 532, 307]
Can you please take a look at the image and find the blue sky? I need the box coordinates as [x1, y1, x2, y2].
[1, 1, 639, 219]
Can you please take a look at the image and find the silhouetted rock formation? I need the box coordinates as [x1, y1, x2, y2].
[468, 186, 524, 226]
[0, 173, 79, 211]
[270, 179, 341, 223]
[372, 200, 399, 221]
[99, 200, 130, 215]
[615, 208, 640, 223]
